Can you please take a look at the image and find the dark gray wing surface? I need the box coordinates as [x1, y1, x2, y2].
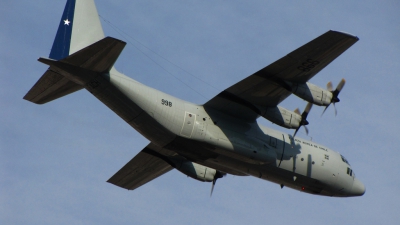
[204, 30, 358, 120]
[23, 70, 83, 104]
[107, 143, 176, 190]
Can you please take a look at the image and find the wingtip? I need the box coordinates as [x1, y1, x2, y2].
[329, 30, 359, 41]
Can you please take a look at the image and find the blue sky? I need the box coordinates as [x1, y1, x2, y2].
[1, 0, 400, 224]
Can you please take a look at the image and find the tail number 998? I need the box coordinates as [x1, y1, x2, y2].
[161, 99, 172, 107]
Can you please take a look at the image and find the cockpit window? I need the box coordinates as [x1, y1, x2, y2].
[341, 155, 350, 166]
[347, 167, 354, 177]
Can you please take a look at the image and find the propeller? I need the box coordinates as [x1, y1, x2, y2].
[322, 79, 346, 116]
[210, 171, 225, 197]
[293, 102, 313, 138]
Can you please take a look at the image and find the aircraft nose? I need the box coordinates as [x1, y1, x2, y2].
[351, 178, 365, 196]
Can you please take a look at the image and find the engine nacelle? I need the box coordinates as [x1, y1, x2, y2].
[172, 160, 218, 182]
[262, 106, 302, 129]
[290, 82, 332, 106]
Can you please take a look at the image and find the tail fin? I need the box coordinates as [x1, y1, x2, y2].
[50, 0, 105, 60]
[24, 0, 107, 104]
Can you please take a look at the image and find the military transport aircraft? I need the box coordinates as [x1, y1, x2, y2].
[24, 0, 365, 197]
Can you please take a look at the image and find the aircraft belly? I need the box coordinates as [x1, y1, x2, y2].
[129, 112, 176, 146]
[202, 131, 276, 165]
[188, 147, 316, 190]
[197, 152, 326, 195]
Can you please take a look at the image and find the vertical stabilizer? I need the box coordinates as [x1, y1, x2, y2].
[49, 0, 105, 60]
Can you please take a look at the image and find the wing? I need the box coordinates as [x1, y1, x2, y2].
[204, 30, 358, 120]
[107, 143, 177, 190]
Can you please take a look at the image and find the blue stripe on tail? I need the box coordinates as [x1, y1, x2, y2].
[49, 0, 76, 60]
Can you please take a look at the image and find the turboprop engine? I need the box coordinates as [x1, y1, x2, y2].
[262, 106, 303, 129]
[290, 82, 333, 106]
[286, 79, 346, 115]
[264, 79, 345, 134]
[171, 159, 224, 183]
[262, 103, 313, 137]
[170, 159, 225, 196]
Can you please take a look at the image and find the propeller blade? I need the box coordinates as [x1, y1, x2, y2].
[327, 81, 333, 92]
[333, 103, 337, 116]
[293, 102, 313, 137]
[321, 104, 330, 116]
[336, 78, 346, 92]
[294, 108, 301, 115]
[210, 171, 225, 197]
[322, 79, 346, 117]
[293, 127, 300, 138]
[303, 102, 313, 115]
[304, 125, 309, 136]
[210, 179, 216, 197]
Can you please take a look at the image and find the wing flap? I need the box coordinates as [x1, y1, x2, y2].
[107, 144, 175, 190]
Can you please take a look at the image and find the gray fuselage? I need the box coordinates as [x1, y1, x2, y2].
[85, 68, 364, 197]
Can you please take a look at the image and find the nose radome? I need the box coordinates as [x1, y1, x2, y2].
[351, 178, 366, 196]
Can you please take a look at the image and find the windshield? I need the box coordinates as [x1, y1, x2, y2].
[341, 155, 350, 166]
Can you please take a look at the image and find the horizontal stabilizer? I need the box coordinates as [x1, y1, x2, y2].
[24, 37, 126, 104]
[23, 69, 83, 104]
[108, 144, 175, 190]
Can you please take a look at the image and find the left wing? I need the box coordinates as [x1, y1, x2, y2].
[204, 30, 358, 120]
[107, 143, 176, 190]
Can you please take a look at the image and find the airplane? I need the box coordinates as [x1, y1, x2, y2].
[24, 0, 365, 197]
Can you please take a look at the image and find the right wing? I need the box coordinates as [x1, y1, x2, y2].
[204, 30, 358, 121]
[107, 143, 177, 190]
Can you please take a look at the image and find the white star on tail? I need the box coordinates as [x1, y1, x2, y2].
[64, 19, 71, 26]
